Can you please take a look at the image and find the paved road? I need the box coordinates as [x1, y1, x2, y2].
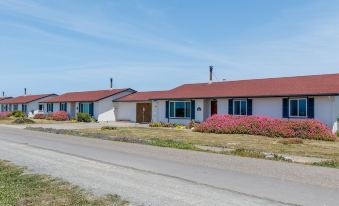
[0, 127, 338, 206]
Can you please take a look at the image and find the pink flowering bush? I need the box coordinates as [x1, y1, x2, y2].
[0, 112, 11, 118]
[50, 111, 69, 121]
[34, 114, 46, 119]
[194, 115, 336, 141]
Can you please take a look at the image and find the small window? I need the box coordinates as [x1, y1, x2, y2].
[39, 104, 44, 111]
[13, 104, 18, 111]
[47, 103, 53, 112]
[233, 100, 247, 115]
[22, 104, 27, 113]
[169, 101, 191, 118]
[60, 103, 67, 112]
[80, 103, 90, 114]
[289, 98, 307, 117]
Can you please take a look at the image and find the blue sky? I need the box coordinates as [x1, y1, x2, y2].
[1, 0, 339, 96]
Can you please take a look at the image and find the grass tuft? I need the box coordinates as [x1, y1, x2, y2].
[0, 160, 128, 206]
[312, 160, 339, 168]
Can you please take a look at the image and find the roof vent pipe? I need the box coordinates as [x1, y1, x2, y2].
[24, 88, 27, 96]
[209, 66, 213, 84]
[110, 78, 113, 90]
[2, 91, 4, 97]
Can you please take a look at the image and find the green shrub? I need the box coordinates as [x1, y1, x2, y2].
[149, 122, 181, 128]
[11, 111, 25, 118]
[76, 113, 92, 122]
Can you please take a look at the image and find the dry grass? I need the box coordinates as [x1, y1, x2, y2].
[0, 160, 128, 206]
[0, 117, 74, 125]
[78, 127, 339, 163]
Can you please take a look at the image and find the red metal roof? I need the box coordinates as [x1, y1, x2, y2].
[0, 94, 56, 104]
[152, 73, 339, 100]
[42, 89, 133, 103]
[116, 91, 168, 102]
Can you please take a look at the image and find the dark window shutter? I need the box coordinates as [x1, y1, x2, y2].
[65, 103, 67, 112]
[89, 103, 94, 116]
[79, 103, 83, 113]
[165, 101, 169, 118]
[228, 99, 233, 115]
[191, 100, 195, 120]
[60, 103, 62, 111]
[247, 99, 252, 115]
[307, 98, 314, 118]
[282, 98, 289, 118]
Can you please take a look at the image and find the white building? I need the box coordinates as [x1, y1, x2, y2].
[0, 94, 57, 117]
[116, 73, 339, 132]
[41, 89, 135, 122]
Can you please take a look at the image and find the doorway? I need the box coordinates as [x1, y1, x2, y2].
[211, 100, 218, 116]
[136, 103, 152, 123]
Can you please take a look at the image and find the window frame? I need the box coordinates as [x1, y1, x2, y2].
[289, 98, 307, 118]
[22, 104, 27, 113]
[233, 99, 247, 115]
[169, 101, 192, 119]
[38, 104, 44, 112]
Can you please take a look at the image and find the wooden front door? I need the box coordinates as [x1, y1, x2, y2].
[211, 100, 218, 115]
[136, 103, 152, 123]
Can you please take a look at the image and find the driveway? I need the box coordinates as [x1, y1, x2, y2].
[0, 126, 338, 206]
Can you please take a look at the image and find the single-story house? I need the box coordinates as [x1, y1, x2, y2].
[114, 91, 167, 123]
[115, 73, 339, 132]
[0, 97, 12, 112]
[0, 94, 57, 117]
[41, 89, 135, 121]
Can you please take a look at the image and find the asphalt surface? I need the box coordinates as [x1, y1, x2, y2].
[0, 126, 338, 206]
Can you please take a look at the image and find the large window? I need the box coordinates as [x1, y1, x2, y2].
[13, 104, 18, 111]
[79, 102, 93, 116]
[289, 98, 307, 117]
[233, 100, 247, 115]
[169, 101, 191, 118]
[47, 103, 53, 112]
[60, 102, 67, 112]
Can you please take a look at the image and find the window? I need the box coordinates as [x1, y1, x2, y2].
[47, 103, 53, 112]
[169, 101, 191, 118]
[22, 104, 27, 113]
[80, 103, 90, 114]
[289, 98, 307, 117]
[39, 104, 44, 111]
[60, 103, 67, 112]
[233, 100, 247, 115]
[13, 104, 18, 111]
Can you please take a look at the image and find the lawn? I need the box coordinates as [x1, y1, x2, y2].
[0, 160, 128, 206]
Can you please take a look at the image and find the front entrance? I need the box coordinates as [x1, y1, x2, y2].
[136, 103, 152, 123]
[211, 100, 218, 115]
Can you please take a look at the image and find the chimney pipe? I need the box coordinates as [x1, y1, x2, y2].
[209, 66, 213, 84]
[110, 78, 113, 90]
[2, 91, 4, 97]
[24, 88, 27, 96]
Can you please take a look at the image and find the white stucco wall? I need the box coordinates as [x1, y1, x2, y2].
[95, 89, 135, 122]
[115, 102, 137, 122]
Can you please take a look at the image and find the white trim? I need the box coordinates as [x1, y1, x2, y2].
[233, 99, 247, 115]
[169, 101, 191, 119]
[289, 98, 307, 118]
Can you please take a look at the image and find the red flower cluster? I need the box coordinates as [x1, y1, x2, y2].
[33, 114, 46, 119]
[0, 112, 11, 118]
[34, 111, 69, 121]
[194, 114, 336, 141]
[51, 111, 69, 121]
